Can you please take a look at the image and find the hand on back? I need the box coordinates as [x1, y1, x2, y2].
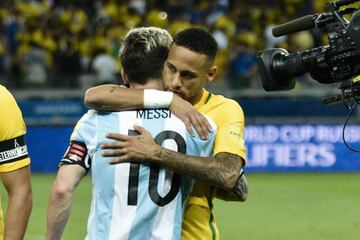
[170, 94, 212, 140]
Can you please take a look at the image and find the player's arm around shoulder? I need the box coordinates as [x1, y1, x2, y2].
[85, 84, 212, 139]
[46, 165, 86, 240]
[84, 84, 144, 111]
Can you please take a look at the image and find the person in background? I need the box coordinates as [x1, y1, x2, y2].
[91, 47, 119, 85]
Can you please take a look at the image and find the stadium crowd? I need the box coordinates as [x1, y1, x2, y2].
[0, 0, 342, 90]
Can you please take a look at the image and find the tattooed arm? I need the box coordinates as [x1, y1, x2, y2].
[151, 151, 244, 190]
[154, 150, 248, 201]
[102, 128, 244, 191]
[213, 172, 248, 202]
[150, 152, 243, 190]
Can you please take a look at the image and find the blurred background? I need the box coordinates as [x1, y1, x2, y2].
[0, 1, 360, 239]
[0, 0, 354, 92]
[0, 0, 357, 171]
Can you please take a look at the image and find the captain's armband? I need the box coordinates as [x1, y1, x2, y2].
[61, 141, 91, 172]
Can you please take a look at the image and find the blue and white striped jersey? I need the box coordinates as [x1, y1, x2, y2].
[61, 109, 216, 240]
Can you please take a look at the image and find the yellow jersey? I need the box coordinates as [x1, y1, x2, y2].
[182, 89, 246, 240]
[0, 85, 31, 238]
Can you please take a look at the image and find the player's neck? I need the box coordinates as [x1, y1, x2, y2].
[189, 88, 205, 105]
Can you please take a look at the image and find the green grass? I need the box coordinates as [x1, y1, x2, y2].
[216, 173, 360, 240]
[0, 174, 92, 240]
[1, 173, 359, 240]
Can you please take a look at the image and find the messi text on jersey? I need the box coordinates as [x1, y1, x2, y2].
[136, 109, 172, 119]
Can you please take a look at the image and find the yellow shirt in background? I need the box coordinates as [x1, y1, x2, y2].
[182, 89, 246, 240]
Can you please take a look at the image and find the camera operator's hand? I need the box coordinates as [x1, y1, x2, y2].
[169, 94, 212, 139]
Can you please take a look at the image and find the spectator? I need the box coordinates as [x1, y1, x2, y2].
[53, 36, 81, 88]
[22, 41, 48, 88]
[227, 32, 258, 89]
[91, 47, 119, 85]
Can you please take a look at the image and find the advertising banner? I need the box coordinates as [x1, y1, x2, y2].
[25, 124, 360, 172]
[245, 125, 360, 172]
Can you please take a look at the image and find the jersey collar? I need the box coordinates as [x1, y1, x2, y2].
[193, 89, 210, 109]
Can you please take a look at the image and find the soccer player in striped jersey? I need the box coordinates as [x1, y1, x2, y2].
[46, 27, 216, 240]
[85, 27, 248, 240]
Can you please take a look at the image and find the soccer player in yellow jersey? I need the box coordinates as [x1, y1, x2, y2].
[85, 28, 247, 240]
[0, 85, 32, 240]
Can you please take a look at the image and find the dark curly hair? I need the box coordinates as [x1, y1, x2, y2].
[173, 27, 218, 63]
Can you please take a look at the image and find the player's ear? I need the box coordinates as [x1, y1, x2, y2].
[206, 66, 217, 83]
[121, 69, 129, 84]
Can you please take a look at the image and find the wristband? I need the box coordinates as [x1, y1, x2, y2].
[143, 89, 173, 108]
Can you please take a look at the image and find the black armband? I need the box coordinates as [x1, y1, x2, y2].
[60, 140, 91, 172]
[0, 135, 29, 164]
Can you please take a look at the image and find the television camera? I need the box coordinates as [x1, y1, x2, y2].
[257, 0, 360, 105]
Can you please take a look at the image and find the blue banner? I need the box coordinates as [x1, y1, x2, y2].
[238, 98, 348, 117]
[25, 124, 360, 173]
[17, 98, 351, 124]
[245, 125, 360, 172]
[19, 100, 87, 125]
[26, 126, 74, 172]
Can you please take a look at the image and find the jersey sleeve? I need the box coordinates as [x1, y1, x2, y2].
[60, 110, 97, 173]
[185, 116, 217, 158]
[214, 99, 247, 162]
[0, 85, 30, 172]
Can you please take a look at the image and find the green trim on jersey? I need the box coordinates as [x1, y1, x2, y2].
[208, 187, 217, 240]
[205, 93, 212, 104]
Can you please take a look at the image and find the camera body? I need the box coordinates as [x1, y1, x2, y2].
[257, 0, 360, 102]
